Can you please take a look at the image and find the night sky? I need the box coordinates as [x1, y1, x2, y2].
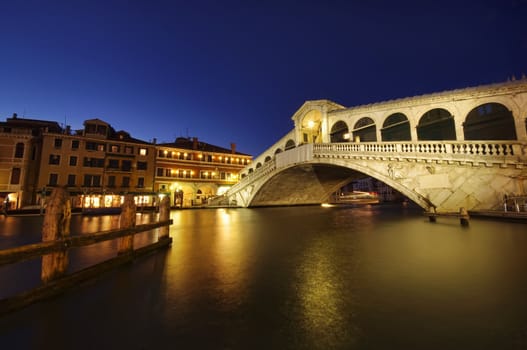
[1, 0, 526, 156]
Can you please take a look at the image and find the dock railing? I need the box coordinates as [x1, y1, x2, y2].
[0, 187, 173, 315]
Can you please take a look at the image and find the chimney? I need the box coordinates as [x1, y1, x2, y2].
[12, 113, 17, 119]
[152, 137, 157, 144]
[192, 137, 198, 150]
[230, 142, 236, 154]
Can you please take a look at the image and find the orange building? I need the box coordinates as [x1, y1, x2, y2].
[37, 118, 157, 210]
[155, 137, 251, 207]
[0, 114, 61, 209]
[0, 114, 252, 211]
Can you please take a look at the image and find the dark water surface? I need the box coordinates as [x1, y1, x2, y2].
[1, 205, 526, 349]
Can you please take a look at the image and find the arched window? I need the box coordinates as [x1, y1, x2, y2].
[330, 121, 349, 142]
[464, 103, 517, 140]
[256, 162, 262, 168]
[274, 148, 283, 154]
[14, 143, 24, 158]
[284, 139, 296, 150]
[417, 108, 456, 140]
[264, 156, 272, 163]
[352, 117, 377, 142]
[381, 113, 411, 141]
[248, 168, 254, 174]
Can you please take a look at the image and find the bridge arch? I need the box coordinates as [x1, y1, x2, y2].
[264, 155, 272, 162]
[274, 148, 283, 154]
[285, 139, 296, 150]
[330, 120, 349, 142]
[256, 162, 262, 169]
[245, 160, 432, 210]
[381, 113, 411, 141]
[353, 117, 377, 142]
[315, 159, 433, 209]
[417, 108, 456, 140]
[464, 102, 517, 140]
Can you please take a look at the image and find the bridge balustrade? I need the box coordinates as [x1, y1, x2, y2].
[229, 158, 277, 194]
[314, 141, 523, 160]
[230, 140, 525, 199]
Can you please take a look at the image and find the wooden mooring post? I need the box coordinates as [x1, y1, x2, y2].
[41, 187, 71, 283]
[159, 196, 170, 239]
[425, 206, 470, 226]
[117, 195, 135, 255]
[0, 187, 173, 315]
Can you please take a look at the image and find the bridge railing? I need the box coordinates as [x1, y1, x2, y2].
[228, 158, 277, 195]
[314, 141, 525, 161]
[226, 140, 525, 199]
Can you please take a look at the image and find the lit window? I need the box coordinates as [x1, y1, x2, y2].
[139, 148, 147, 156]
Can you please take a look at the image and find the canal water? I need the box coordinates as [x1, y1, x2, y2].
[1, 205, 526, 349]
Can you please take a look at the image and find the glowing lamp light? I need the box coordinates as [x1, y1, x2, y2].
[307, 120, 315, 128]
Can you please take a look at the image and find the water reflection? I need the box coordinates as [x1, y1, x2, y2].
[213, 209, 247, 303]
[296, 237, 357, 347]
[1, 206, 527, 349]
[0, 212, 162, 296]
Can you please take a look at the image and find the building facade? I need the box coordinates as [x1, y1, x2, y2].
[0, 114, 62, 209]
[155, 137, 252, 207]
[37, 118, 157, 211]
[0, 115, 252, 210]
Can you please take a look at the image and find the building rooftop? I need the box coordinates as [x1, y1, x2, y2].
[158, 137, 251, 156]
[1, 113, 63, 133]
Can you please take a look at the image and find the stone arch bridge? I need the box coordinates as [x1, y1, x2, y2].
[219, 80, 527, 213]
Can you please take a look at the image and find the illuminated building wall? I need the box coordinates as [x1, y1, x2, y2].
[155, 137, 252, 207]
[0, 114, 60, 209]
[37, 118, 157, 209]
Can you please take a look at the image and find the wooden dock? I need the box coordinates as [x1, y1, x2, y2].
[0, 187, 173, 315]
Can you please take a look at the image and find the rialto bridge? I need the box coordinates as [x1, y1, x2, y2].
[220, 79, 527, 213]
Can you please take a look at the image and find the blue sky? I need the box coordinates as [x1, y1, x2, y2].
[1, 0, 526, 155]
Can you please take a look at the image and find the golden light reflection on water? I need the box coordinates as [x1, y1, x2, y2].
[296, 238, 359, 347]
[213, 209, 248, 304]
[165, 208, 249, 310]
